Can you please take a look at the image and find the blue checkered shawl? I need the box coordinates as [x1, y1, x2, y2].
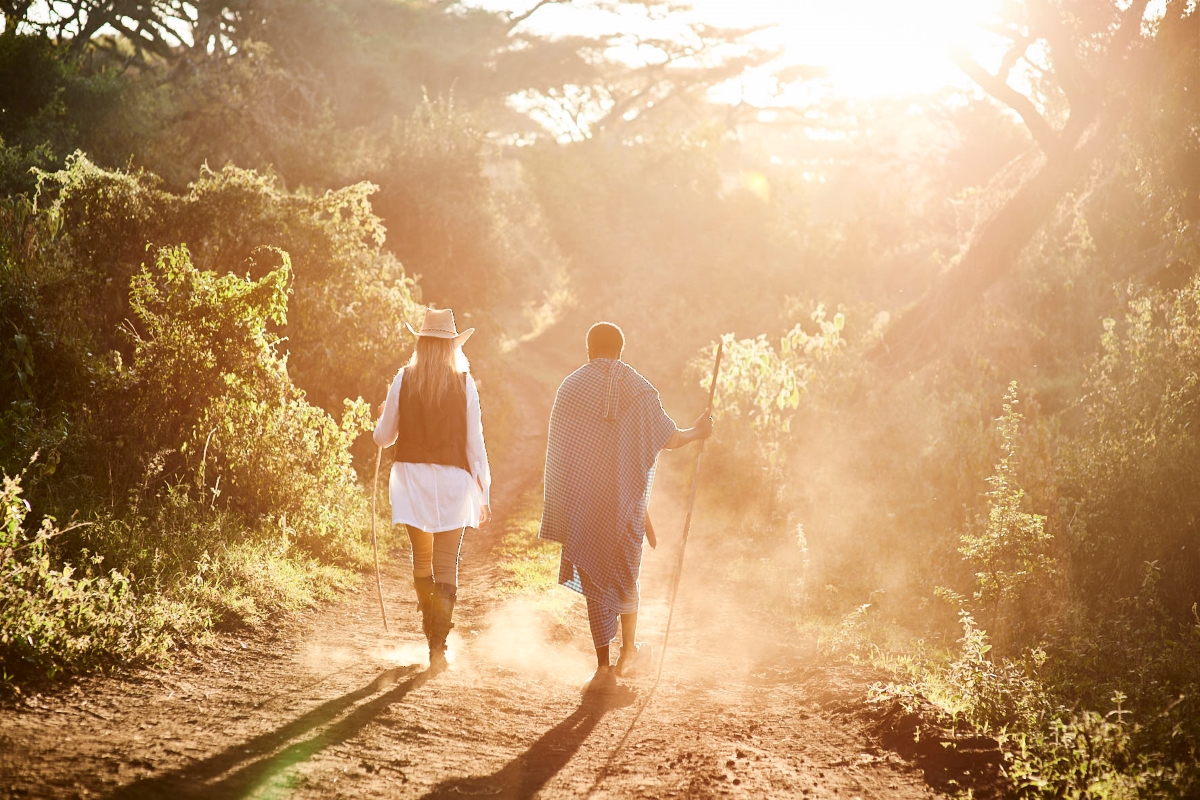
[539, 359, 678, 614]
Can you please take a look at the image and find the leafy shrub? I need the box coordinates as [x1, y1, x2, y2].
[700, 305, 846, 502]
[1, 210, 378, 686]
[1005, 693, 1188, 799]
[99, 244, 372, 564]
[859, 358, 1200, 797]
[0, 35, 129, 194]
[1059, 276, 1200, 614]
[943, 381, 1058, 647]
[868, 615, 1191, 798]
[0, 469, 178, 685]
[709, 307, 845, 444]
[34, 152, 423, 412]
[932, 613, 1050, 733]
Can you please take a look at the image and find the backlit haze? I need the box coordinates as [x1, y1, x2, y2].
[478, 0, 1008, 102]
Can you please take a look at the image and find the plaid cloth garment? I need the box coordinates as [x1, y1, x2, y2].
[539, 359, 678, 632]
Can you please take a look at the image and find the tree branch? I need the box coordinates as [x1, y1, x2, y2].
[1105, 0, 1153, 68]
[506, 0, 561, 32]
[875, 0, 1154, 368]
[952, 47, 1063, 156]
[1028, 0, 1090, 109]
[995, 34, 1031, 83]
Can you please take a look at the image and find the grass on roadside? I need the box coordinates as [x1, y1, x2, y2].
[489, 487, 588, 638]
[0, 469, 363, 694]
[493, 489, 560, 596]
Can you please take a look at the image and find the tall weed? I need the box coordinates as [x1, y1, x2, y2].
[0, 469, 179, 685]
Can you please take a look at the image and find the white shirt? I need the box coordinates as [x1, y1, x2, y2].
[373, 368, 491, 531]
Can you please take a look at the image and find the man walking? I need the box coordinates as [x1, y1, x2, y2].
[539, 322, 713, 693]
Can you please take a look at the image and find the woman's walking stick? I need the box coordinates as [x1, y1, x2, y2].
[657, 340, 723, 677]
[371, 446, 389, 632]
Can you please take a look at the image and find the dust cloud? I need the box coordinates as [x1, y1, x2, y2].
[374, 640, 431, 667]
[470, 598, 593, 682]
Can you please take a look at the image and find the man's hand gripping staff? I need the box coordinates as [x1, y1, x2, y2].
[648, 393, 710, 551]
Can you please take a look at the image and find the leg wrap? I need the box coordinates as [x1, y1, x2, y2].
[431, 528, 465, 588]
[413, 575, 435, 643]
[429, 582, 458, 663]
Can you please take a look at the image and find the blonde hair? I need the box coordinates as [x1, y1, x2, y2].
[406, 336, 470, 402]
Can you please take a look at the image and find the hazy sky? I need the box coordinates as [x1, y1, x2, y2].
[668, 0, 1004, 99]
[476, 0, 1009, 101]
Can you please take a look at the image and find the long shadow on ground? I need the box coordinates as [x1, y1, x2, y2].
[420, 687, 637, 800]
[108, 664, 428, 799]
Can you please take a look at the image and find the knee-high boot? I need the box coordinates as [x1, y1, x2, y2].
[413, 576, 436, 646]
[429, 582, 457, 668]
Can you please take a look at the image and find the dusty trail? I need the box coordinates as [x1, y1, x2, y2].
[0, 342, 999, 799]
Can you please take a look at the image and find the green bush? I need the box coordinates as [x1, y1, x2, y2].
[0, 205, 378, 686]
[1059, 277, 1200, 614]
[96, 243, 372, 564]
[0, 469, 178, 685]
[868, 616, 1191, 798]
[853, 319, 1200, 797]
[696, 306, 846, 525]
[0, 35, 129, 195]
[945, 382, 1058, 647]
[709, 307, 846, 445]
[34, 152, 423, 412]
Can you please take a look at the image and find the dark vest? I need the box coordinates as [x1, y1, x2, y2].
[394, 369, 469, 471]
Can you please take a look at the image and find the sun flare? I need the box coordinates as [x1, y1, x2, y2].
[487, 0, 1005, 101]
[697, 0, 1005, 100]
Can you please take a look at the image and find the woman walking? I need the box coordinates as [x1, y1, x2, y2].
[374, 308, 491, 669]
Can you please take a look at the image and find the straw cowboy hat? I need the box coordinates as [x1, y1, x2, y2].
[406, 307, 474, 346]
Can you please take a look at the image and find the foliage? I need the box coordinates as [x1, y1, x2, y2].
[369, 99, 512, 316]
[0, 468, 178, 685]
[1060, 276, 1200, 612]
[842, 300, 1200, 795]
[948, 382, 1057, 643]
[867, 615, 1192, 798]
[1, 0, 238, 62]
[0, 207, 375, 685]
[0, 34, 127, 194]
[32, 153, 422, 411]
[133, 39, 353, 193]
[0, 0, 768, 326]
[1004, 697, 1176, 800]
[106, 244, 372, 563]
[680, 304, 850, 540]
[707, 306, 845, 445]
[930, 613, 1050, 733]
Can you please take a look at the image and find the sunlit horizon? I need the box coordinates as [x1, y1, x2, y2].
[479, 0, 1008, 103]
[687, 0, 1006, 102]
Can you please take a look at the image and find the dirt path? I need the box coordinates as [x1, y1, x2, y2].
[0, 343, 1001, 800]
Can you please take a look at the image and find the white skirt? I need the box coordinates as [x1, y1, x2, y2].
[388, 461, 483, 531]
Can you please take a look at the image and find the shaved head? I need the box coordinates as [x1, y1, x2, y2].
[587, 322, 624, 360]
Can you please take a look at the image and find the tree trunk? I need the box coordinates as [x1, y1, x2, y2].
[872, 0, 1150, 367]
[872, 120, 1111, 366]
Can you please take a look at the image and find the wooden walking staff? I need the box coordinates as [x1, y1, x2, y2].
[371, 446, 389, 632]
[656, 339, 723, 677]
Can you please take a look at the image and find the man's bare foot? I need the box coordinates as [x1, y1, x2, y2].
[583, 665, 618, 695]
[615, 642, 653, 678]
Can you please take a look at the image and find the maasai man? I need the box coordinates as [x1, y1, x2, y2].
[539, 321, 713, 693]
